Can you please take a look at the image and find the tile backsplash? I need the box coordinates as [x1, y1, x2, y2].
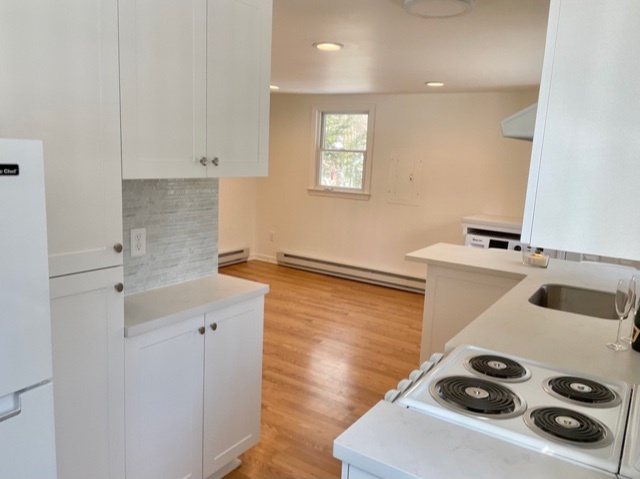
[123, 178, 218, 295]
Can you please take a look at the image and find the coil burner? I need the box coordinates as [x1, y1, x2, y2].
[429, 375, 526, 419]
[465, 354, 531, 382]
[524, 407, 614, 449]
[543, 376, 621, 408]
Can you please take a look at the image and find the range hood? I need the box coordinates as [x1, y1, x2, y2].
[501, 103, 537, 141]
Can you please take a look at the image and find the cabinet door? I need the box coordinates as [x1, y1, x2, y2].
[49, 267, 125, 479]
[0, 0, 123, 277]
[522, 0, 640, 260]
[125, 316, 205, 479]
[119, 0, 207, 179]
[202, 297, 264, 477]
[206, 0, 272, 178]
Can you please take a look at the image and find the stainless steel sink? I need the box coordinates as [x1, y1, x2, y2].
[528, 284, 617, 319]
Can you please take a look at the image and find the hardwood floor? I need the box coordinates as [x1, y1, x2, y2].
[220, 260, 424, 479]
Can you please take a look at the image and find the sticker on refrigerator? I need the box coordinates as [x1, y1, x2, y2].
[0, 164, 19, 176]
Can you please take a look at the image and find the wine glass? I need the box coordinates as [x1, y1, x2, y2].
[607, 278, 632, 351]
[622, 275, 638, 343]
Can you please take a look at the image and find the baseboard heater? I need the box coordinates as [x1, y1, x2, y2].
[218, 248, 250, 267]
[276, 252, 425, 293]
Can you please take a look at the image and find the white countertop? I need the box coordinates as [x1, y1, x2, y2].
[124, 274, 269, 337]
[335, 243, 640, 478]
[407, 243, 640, 384]
[461, 213, 523, 235]
[334, 401, 613, 479]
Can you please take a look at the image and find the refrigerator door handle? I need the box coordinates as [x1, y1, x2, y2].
[0, 393, 22, 423]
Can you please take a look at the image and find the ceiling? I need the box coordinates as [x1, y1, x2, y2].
[270, 0, 551, 94]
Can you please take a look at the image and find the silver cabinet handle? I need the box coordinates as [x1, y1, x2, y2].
[211, 157, 219, 166]
[210, 322, 217, 331]
[198, 326, 206, 335]
[115, 283, 124, 293]
[114, 243, 123, 253]
[199, 157, 209, 166]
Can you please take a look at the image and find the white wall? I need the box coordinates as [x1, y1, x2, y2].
[218, 177, 257, 255]
[220, 90, 538, 278]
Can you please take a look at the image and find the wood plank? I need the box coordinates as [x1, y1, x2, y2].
[220, 260, 423, 479]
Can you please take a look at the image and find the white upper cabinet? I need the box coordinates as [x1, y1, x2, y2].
[0, 0, 123, 277]
[119, 0, 207, 179]
[206, 0, 271, 178]
[522, 0, 640, 261]
[119, 0, 272, 179]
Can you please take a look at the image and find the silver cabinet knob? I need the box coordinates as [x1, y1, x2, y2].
[115, 283, 124, 293]
[198, 326, 206, 335]
[210, 323, 217, 331]
[114, 243, 123, 253]
[199, 157, 209, 166]
[211, 157, 219, 166]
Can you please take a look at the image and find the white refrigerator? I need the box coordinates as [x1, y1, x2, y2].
[0, 139, 57, 478]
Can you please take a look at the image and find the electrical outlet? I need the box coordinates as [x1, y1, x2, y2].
[131, 228, 146, 257]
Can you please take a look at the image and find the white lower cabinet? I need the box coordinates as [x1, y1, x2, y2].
[125, 296, 265, 479]
[125, 316, 205, 479]
[341, 463, 383, 479]
[49, 267, 125, 479]
[202, 298, 264, 477]
[420, 265, 522, 362]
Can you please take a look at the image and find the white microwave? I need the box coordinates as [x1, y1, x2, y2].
[465, 232, 524, 251]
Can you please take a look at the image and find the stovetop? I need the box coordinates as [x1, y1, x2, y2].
[394, 345, 632, 475]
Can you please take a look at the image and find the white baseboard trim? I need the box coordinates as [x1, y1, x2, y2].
[275, 251, 425, 293]
[218, 248, 250, 267]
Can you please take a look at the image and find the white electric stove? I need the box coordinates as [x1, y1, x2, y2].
[621, 385, 640, 478]
[388, 345, 634, 476]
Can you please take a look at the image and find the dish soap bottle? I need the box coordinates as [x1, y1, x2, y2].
[633, 307, 640, 352]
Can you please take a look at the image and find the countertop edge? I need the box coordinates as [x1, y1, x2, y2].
[124, 274, 269, 338]
[333, 401, 613, 479]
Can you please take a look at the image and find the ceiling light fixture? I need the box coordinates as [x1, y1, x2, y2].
[425, 81, 445, 87]
[313, 42, 344, 52]
[403, 0, 474, 18]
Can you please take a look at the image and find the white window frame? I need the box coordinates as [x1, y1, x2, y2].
[308, 104, 375, 200]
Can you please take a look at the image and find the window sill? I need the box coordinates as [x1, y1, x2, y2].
[307, 187, 371, 201]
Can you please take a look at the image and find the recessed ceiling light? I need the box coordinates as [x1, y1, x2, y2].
[403, 0, 474, 18]
[270, 85, 280, 91]
[313, 42, 344, 52]
[425, 81, 445, 87]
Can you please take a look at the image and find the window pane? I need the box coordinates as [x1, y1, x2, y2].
[320, 151, 364, 189]
[322, 114, 368, 150]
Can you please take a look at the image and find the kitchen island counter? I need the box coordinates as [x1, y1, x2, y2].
[407, 243, 640, 385]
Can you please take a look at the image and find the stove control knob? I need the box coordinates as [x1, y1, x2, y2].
[384, 389, 400, 402]
[419, 360, 435, 373]
[397, 378, 412, 393]
[409, 369, 423, 382]
[429, 352, 444, 364]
